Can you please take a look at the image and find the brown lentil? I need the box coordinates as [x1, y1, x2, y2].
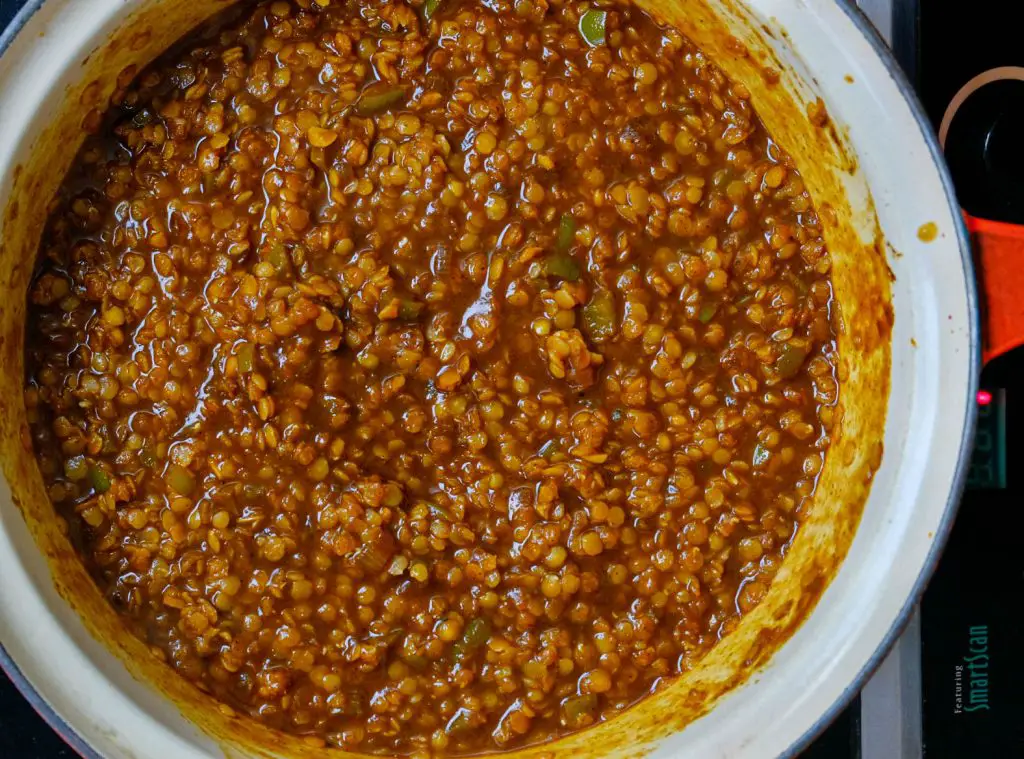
[24, 0, 839, 754]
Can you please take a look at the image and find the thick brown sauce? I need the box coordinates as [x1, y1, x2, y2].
[24, 0, 839, 753]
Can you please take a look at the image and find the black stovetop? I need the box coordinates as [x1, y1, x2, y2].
[1, 1, 1021, 757]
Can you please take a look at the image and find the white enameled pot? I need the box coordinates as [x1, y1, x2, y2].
[0, 1, 979, 758]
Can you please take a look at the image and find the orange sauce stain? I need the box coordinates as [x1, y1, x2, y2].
[917, 222, 938, 242]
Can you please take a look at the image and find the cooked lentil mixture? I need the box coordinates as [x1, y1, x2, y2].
[24, 0, 839, 753]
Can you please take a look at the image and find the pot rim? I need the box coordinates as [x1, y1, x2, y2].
[0, 0, 103, 749]
[0, 0, 980, 757]
[774, 5, 979, 756]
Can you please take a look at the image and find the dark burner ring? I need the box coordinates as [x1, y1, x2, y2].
[941, 69, 1024, 224]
